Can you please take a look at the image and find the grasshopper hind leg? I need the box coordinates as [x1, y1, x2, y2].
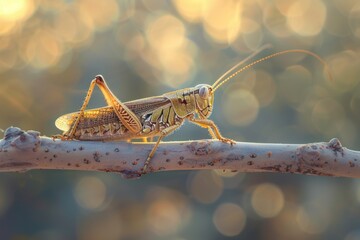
[58, 75, 142, 140]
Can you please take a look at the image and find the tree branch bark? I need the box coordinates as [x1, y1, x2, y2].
[0, 127, 359, 179]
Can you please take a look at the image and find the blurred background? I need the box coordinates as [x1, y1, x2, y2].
[0, 0, 360, 239]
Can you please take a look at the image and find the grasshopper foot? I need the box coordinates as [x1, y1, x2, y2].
[142, 156, 151, 174]
[51, 134, 67, 141]
[220, 137, 236, 145]
[52, 134, 73, 141]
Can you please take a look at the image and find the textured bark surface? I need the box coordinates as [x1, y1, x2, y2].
[1, 127, 359, 179]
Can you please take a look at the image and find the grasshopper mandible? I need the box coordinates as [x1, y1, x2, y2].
[55, 46, 331, 173]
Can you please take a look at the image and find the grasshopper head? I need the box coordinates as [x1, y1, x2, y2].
[194, 84, 214, 119]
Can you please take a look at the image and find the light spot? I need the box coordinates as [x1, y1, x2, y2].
[251, 183, 285, 218]
[311, 98, 345, 136]
[189, 171, 223, 204]
[23, 29, 63, 69]
[172, 0, 204, 22]
[144, 14, 195, 88]
[77, 0, 119, 31]
[202, 0, 243, 43]
[277, 65, 312, 108]
[146, 187, 191, 236]
[296, 206, 329, 234]
[241, 18, 264, 50]
[53, 9, 93, 45]
[74, 176, 107, 210]
[0, 0, 35, 22]
[213, 203, 246, 237]
[251, 70, 276, 107]
[147, 198, 181, 235]
[263, 5, 292, 38]
[222, 88, 259, 126]
[327, 50, 360, 92]
[146, 14, 186, 52]
[286, 0, 327, 36]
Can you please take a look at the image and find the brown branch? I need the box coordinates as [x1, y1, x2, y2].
[0, 127, 359, 179]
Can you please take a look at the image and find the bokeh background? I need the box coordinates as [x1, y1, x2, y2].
[0, 0, 360, 239]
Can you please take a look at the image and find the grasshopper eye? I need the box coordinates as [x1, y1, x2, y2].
[199, 86, 209, 99]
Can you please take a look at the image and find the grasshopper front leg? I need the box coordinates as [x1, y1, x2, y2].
[142, 124, 180, 173]
[188, 115, 236, 145]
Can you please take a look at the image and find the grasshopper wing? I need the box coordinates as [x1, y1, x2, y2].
[55, 112, 79, 132]
[55, 96, 171, 132]
[55, 107, 114, 132]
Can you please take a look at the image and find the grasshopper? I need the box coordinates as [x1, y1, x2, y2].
[55, 46, 331, 173]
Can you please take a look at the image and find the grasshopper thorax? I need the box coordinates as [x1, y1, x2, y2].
[194, 84, 214, 119]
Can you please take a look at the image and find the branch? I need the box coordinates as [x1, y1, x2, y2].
[0, 127, 359, 179]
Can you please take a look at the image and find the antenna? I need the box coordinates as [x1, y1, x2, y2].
[212, 48, 333, 93]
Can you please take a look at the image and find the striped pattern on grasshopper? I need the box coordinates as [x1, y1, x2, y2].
[55, 47, 331, 173]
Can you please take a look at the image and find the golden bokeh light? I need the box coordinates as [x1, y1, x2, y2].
[296, 206, 329, 234]
[147, 198, 182, 235]
[74, 176, 107, 210]
[263, 5, 292, 38]
[0, 19, 16, 36]
[146, 14, 186, 52]
[286, 0, 327, 36]
[277, 65, 312, 107]
[311, 98, 345, 136]
[272, 205, 305, 239]
[0, 78, 34, 118]
[251, 183, 285, 218]
[53, 9, 93, 45]
[174, 0, 243, 44]
[213, 203, 246, 237]
[172, 0, 204, 22]
[124, 33, 146, 57]
[327, 50, 360, 92]
[22, 29, 63, 69]
[241, 18, 263, 50]
[274, 0, 294, 15]
[78, 0, 119, 31]
[143, 14, 195, 87]
[189, 171, 223, 204]
[203, 0, 242, 44]
[146, 187, 191, 236]
[222, 88, 259, 126]
[0, 0, 35, 22]
[0, 0, 35, 36]
[0, 0, 359, 238]
[0, 48, 19, 73]
[251, 70, 276, 107]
